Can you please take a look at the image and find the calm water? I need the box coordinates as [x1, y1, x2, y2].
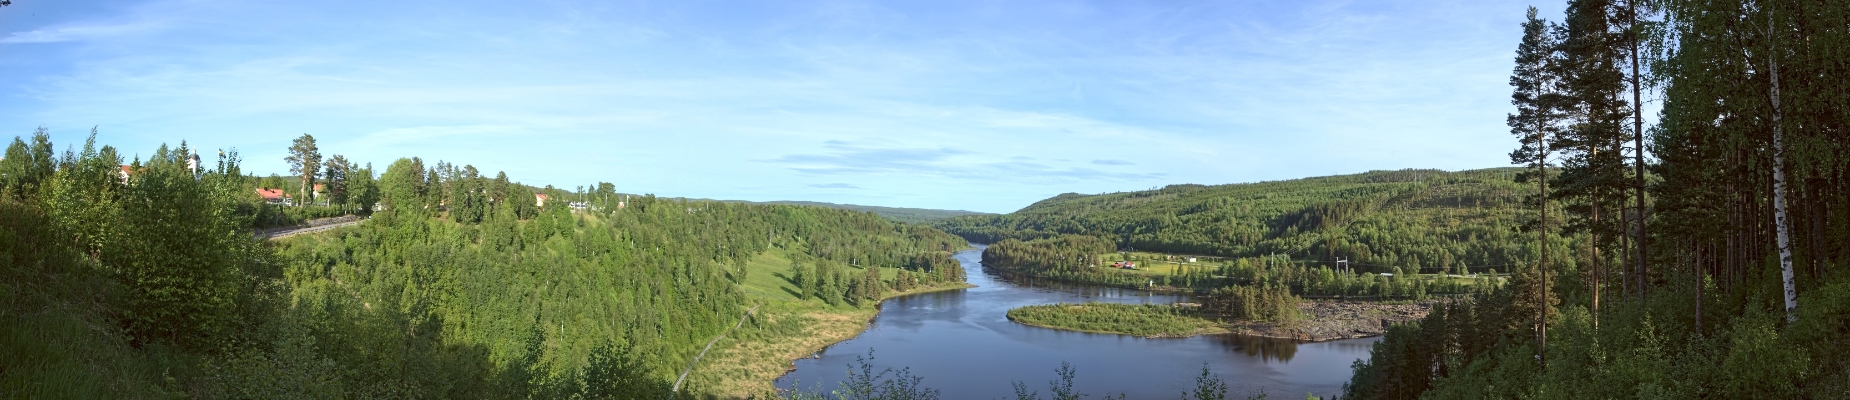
[776, 244, 1379, 399]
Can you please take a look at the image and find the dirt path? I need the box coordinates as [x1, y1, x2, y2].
[258, 216, 363, 240]
[674, 304, 761, 393]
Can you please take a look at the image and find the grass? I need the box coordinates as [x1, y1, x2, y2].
[1006, 302, 1230, 338]
[1090, 251, 1231, 277]
[684, 246, 973, 398]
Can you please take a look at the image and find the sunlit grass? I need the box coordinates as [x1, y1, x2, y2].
[688, 247, 972, 397]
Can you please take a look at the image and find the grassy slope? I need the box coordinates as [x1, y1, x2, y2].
[684, 246, 972, 398]
[937, 168, 1536, 273]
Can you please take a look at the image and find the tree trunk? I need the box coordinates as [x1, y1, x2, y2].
[1538, 92, 1551, 366]
[1629, 0, 1649, 300]
[1768, 8, 1799, 324]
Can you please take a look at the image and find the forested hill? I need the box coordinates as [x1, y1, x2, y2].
[0, 133, 968, 398]
[934, 168, 1535, 274]
[750, 200, 991, 224]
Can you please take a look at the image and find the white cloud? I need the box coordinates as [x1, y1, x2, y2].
[1, 20, 167, 43]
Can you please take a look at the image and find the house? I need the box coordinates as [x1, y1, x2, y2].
[256, 188, 291, 205]
[534, 193, 548, 207]
[118, 165, 134, 185]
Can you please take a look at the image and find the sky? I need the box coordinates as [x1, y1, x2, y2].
[0, 0, 1568, 213]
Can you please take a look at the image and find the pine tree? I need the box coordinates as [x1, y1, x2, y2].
[283, 134, 320, 207]
[1508, 6, 1563, 362]
[324, 154, 350, 209]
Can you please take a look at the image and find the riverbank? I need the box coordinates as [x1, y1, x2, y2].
[1005, 300, 1431, 342]
[1227, 300, 1431, 341]
[680, 248, 974, 399]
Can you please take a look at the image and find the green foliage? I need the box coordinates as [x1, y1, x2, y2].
[1344, 1, 1850, 398]
[108, 143, 254, 349]
[0, 127, 56, 200]
[984, 235, 1493, 298]
[1007, 302, 1223, 337]
[1, 131, 971, 398]
[1183, 364, 1229, 400]
[1202, 285, 1303, 324]
[939, 168, 1538, 275]
[284, 133, 321, 207]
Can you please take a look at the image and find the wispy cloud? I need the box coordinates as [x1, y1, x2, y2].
[768, 139, 972, 176]
[1, 0, 1549, 213]
[1, 20, 167, 44]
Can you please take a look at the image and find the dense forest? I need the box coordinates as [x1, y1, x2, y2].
[981, 235, 1497, 299]
[937, 167, 1546, 275]
[1343, 0, 1850, 398]
[0, 132, 968, 398]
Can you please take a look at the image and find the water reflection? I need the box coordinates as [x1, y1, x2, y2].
[1209, 333, 1300, 363]
[777, 244, 1377, 399]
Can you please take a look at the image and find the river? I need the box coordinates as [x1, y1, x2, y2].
[776, 244, 1380, 399]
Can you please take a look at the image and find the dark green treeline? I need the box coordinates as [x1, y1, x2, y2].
[982, 235, 1496, 299]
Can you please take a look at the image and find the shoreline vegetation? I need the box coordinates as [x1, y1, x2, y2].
[981, 242, 1438, 341]
[1006, 300, 1430, 341]
[682, 247, 975, 398]
[978, 236, 1498, 300]
[1007, 302, 1229, 338]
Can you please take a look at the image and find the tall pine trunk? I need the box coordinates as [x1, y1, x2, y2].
[1629, 0, 1649, 300]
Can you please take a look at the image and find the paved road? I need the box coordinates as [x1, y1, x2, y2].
[261, 219, 364, 240]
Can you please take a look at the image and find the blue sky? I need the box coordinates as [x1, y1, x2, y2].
[1, 0, 1566, 213]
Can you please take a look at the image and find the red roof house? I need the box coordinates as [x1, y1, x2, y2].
[256, 188, 290, 204]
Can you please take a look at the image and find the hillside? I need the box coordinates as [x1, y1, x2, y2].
[0, 134, 970, 399]
[750, 200, 991, 224]
[935, 168, 1538, 274]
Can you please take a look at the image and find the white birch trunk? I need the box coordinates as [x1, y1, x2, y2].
[1768, 7, 1799, 324]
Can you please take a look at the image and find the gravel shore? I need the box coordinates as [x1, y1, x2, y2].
[1226, 300, 1433, 342]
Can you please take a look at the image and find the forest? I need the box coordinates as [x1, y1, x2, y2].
[0, 132, 969, 399]
[981, 235, 1497, 299]
[1343, 0, 1850, 398]
[936, 167, 1547, 276]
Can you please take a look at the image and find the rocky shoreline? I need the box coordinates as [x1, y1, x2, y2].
[1226, 300, 1433, 342]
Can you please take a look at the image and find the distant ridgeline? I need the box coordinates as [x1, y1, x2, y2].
[745, 200, 991, 224]
[939, 168, 1537, 275]
[0, 132, 967, 398]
